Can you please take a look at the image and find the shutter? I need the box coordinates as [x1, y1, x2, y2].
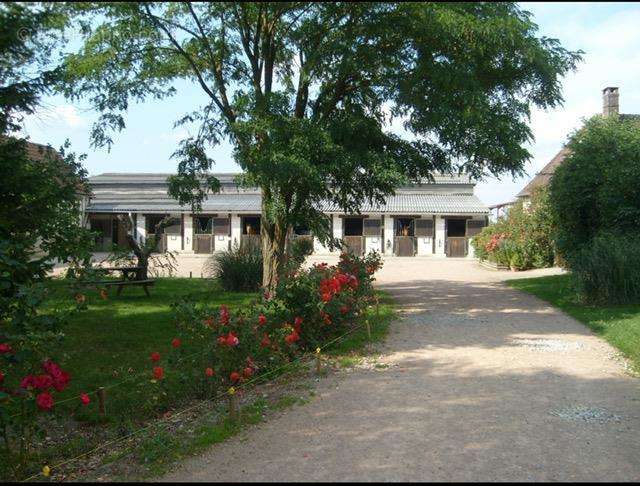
[466, 219, 486, 237]
[414, 219, 434, 237]
[213, 218, 230, 235]
[363, 219, 381, 236]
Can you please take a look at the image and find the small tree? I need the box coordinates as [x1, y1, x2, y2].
[58, 2, 581, 291]
[114, 214, 178, 280]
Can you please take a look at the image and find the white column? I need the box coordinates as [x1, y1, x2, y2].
[183, 214, 194, 253]
[331, 214, 342, 253]
[136, 214, 146, 245]
[383, 215, 394, 255]
[231, 214, 242, 249]
[435, 215, 446, 256]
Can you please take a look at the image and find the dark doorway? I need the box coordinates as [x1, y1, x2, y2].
[394, 217, 415, 256]
[447, 219, 467, 237]
[242, 216, 261, 235]
[344, 218, 363, 236]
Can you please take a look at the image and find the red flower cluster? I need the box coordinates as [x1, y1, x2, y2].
[205, 367, 215, 377]
[153, 366, 164, 380]
[293, 316, 303, 333]
[319, 272, 358, 302]
[217, 331, 239, 347]
[0, 343, 13, 354]
[150, 351, 161, 362]
[258, 314, 267, 326]
[80, 393, 91, 406]
[485, 233, 507, 253]
[284, 329, 300, 345]
[20, 360, 71, 411]
[171, 338, 181, 348]
[219, 305, 230, 325]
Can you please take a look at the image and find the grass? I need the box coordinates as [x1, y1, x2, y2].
[9, 281, 396, 481]
[42, 278, 257, 420]
[507, 274, 640, 372]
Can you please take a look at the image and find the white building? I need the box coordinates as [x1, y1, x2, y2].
[85, 173, 489, 258]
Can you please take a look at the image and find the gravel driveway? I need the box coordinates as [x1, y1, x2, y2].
[163, 258, 640, 482]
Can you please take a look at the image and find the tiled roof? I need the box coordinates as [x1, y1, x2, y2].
[87, 172, 488, 214]
[517, 147, 570, 198]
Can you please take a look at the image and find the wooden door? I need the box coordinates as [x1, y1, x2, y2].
[394, 236, 415, 256]
[194, 235, 213, 254]
[446, 237, 467, 257]
[343, 236, 363, 255]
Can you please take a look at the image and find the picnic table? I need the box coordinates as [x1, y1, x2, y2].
[85, 266, 155, 296]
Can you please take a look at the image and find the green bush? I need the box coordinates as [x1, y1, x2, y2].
[206, 245, 263, 292]
[472, 187, 555, 270]
[570, 234, 640, 304]
[287, 236, 315, 271]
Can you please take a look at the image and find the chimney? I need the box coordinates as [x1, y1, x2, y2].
[602, 86, 619, 116]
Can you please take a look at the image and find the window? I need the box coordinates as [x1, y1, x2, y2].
[344, 218, 363, 236]
[195, 216, 213, 234]
[395, 218, 414, 237]
[446, 218, 467, 237]
[415, 219, 434, 237]
[363, 219, 381, 236]
[243, 216, 261, 235]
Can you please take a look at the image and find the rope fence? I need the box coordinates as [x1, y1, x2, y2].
[21, 306, 380, 482]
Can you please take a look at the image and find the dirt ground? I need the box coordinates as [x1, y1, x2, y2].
[159, 258, 640, 482]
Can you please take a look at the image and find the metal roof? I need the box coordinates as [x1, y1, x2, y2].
[87, 172, 488, 214]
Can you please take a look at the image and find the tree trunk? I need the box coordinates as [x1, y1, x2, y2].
[260, 193, 288, 294]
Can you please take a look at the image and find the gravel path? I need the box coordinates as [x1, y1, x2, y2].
[162, 259, 640, 482]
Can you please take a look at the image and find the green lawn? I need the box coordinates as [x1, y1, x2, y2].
[507, 274, 640, 371]
[43, 278, 257, 420]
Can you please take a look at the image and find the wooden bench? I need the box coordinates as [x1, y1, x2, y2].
[84, 279, 156, 297]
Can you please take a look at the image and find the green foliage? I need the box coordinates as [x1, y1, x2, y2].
[472, 188, 555, 269]
[569, 234, 640, 305]
[287, 237, 315, 272]
[206, 245, 263, 292]
[58, 2, 581, 288]
[550, 115, 640, 303]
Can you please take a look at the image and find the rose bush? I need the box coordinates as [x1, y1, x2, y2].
[170, 252, 382, 398]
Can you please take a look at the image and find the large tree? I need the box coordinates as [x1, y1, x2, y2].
[58, 2, 580, 291]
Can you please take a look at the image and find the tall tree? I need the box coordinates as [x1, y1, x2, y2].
[58, 2, 581, 291]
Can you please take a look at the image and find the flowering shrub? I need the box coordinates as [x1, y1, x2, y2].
[171, 252, 382, 397]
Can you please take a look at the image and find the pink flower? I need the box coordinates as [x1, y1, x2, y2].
[80, 393, 91, 406]
[36, 391, 54, 411]
[42, 360, 70, 392]
[33, 374, 54, 390]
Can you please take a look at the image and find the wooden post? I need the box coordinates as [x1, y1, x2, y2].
[189, 271, 192, 278]
[366, 319, 372, 342]
[98, 387, 106, 417]
[315, 347, 322, 375]
[228, 387, 238, 421]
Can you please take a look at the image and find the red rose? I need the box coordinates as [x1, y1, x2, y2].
[203, 317, 215, 328]
[0, 343, 13, 354]
[33, 374, 54, 390]
[260, 333, 271, 348]
[171, 338, 181, 348]
[258, 314, 267, 326]
[80, 393, 91, 406]
[205, 367, 215, 377]
[150, 352, 161, 362]
[340, 305, 349, 315]
[284, 330, 300, 345]
[225, 332, 239, 347]
[36, 391, 54, 411]
[20, 375, 35, 389]
[153, 366, 164, 380]
[243, 367, 253, 378]
[219, 305, 230, 325]
[230, 371, 241, 383]
[42, 360, 70, 391]
[321, 293, 332, 302]
[217, 335, 227, 345]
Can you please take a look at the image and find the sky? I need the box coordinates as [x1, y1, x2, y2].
[20, 2, 640, 206]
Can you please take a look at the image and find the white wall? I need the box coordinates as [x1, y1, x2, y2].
[165, 213, 182, 252]
[183, 215, 194, 253]
[136, 214, 146, 245]
[231, 215, 242, 249]
[383, 216, 394, 255]
[434, 216, 446, 256]
[332, 214, 342, 243]
[416, 235, 433, 255]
